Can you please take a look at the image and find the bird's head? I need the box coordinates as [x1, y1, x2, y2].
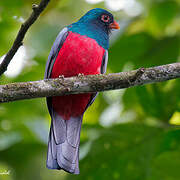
[68, 8, 119, 49]
[78, 8, 120, 34]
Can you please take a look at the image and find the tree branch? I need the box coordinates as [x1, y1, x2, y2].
[0, 0, 50, 76]
[0, 62, 180, 103]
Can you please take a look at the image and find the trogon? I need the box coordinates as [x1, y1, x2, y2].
[44, 8, 119, 174]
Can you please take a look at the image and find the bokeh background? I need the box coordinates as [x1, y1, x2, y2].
[0, 0, 180, 179]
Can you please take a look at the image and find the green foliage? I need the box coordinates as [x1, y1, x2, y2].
[69, 124, 180, 180]
[147, 1, 179, 35]
[0, 0, 180, 179]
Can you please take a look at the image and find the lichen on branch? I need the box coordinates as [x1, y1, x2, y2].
[0, 62, 180, 103]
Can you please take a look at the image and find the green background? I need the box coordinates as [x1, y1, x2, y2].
[0, 0, 180, 179]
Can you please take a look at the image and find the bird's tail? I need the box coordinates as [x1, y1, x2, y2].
[46, 111, 82, 174]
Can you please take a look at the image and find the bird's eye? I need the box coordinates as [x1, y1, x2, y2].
[101, 15, 110, 23]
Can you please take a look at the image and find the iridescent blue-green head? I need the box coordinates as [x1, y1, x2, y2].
[68, 8, 120, 50]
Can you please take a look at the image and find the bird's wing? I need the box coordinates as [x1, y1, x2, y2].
[85, 50, 108, 109]
[44, 27, 69, 79]
[45, 28, 82, 174]
[101, 50, 108, 74]
[45, 27, 69, 115]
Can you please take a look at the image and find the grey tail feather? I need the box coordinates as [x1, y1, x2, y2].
[46, 111, 83, 174]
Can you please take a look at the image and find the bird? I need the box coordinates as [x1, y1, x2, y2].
[44, 8, 119, 174]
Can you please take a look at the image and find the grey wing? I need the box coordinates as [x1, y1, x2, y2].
[44, 27, 69, 115]
[85, 50, 108, 109]
[45, 28, 82, 174]
[101, 50, 108, 74]
[44, 27, 69, 79]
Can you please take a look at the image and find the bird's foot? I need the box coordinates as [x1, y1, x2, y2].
[78, 73, 84, 78]
[136, 67, 145, 78]
[59, 75, 64, 80]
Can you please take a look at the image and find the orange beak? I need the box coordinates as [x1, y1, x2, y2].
[109, 20, 120, 29]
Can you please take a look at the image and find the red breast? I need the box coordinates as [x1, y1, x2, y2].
[51, 32, 105, 120]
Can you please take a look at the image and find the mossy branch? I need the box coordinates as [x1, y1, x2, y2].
[0, 62, 180, 103]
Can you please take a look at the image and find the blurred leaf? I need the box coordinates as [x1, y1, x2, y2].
[123, 78, 180, 122]
[109, 32, 179, 73]
[170, 112, 180, 125]
[146, 1, 179, 35]
[68, 124, 180, 180]
[0, 132, 22, 151]
[109, 32, 155, 72]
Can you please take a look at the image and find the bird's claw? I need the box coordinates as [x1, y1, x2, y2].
[59, 75, 64, 80]
[78, 73, 84, 78]
[138, 67, 145, 74]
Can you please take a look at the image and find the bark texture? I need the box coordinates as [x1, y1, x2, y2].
[0, 62, 180, 103]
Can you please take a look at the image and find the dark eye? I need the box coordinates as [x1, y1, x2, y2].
[101, 15, 110, 23]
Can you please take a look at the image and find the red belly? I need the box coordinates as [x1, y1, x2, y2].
[51, 32, 105, 120]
